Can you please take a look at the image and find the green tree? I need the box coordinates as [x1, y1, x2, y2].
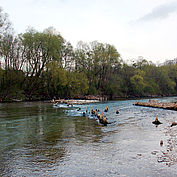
[75, 41, 122, 96]
[19, 27, 65, 99]
[164, 64, 177, 94]
[120, 63, 135, 97]
[65, 71, 89, 98]
[45, 61, 67, 98]
[130, 74, 146, 96]
[157, 67, 176, 95]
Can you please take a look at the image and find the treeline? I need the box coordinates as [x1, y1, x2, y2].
[0, 8, 177, 101]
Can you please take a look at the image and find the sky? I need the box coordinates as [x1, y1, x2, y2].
[0, 0, 177, 64]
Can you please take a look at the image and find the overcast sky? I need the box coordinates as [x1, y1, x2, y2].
[1, 0, 177, 63]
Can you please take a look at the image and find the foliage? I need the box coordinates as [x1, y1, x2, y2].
[45, 61, 67, 98]
[0, 7, 177, 101]
[65, 71, 89, 98]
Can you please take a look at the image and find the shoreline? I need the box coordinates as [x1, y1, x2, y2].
[52, 99, 100, 105]
[0, 95, 176, 104]
[134, 99, 177, 111]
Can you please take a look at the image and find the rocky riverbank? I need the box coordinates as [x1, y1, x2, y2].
[134, 99, 177, 111]
[158, 125, 177, 166]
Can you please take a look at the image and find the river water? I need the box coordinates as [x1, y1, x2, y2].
[0, 97, 177, 177]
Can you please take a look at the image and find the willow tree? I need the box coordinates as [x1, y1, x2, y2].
[45, 61, 67, 98]
[19, 27, 65, 99]
[0, 7, 14, 68]
[65, 71, 89, 98]
[130, 74, 146, 96]
[167, 64, 177, 93]
[0, 7, 23, 100]
[61, 41, 75, 71]
[75, 41, 122, 96]
[157, 66, 176, 95]
[91, 41, 122, 96]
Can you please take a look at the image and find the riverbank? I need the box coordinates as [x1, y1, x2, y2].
[51, 99, 100, 105]
[1, 95, 177, 104]
[134, 99, 177, 111]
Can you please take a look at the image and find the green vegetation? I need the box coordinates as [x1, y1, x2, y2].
[0, 8, 177, 101]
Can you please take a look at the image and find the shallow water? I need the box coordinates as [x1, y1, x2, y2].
[0, 97, 177, 177]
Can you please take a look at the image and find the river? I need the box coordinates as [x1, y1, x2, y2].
[0, 97, 177, 177]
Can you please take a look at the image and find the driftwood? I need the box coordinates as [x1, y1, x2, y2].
[134, 100, 177, 111]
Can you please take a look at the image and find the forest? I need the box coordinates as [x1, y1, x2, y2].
[0, 8, 177, 101]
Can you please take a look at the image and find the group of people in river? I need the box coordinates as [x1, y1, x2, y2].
[53, 99, 177, 128]
[81, 104, 177, 127]
[81, 106, 119, 126]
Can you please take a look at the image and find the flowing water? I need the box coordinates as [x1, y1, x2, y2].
[0, 97, 177, 177]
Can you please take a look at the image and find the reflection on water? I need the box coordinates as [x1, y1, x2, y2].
[0, 97, 177, 176]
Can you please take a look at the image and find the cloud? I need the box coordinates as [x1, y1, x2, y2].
[138, 1, 177, 22]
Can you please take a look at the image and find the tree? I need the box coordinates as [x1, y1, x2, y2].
[157, 67, 176, 95]
[130, 74, 146, 96]
[164, 64, 177, 94]
[65, 71, 89, 98]
[75, 41, 122, 96]
[19, 27, 65, 99]
[45, 61, 67, 98]
[61, 41, 75, 71]
[0, 7, 13, 37]
[0, 7, 14, 69]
